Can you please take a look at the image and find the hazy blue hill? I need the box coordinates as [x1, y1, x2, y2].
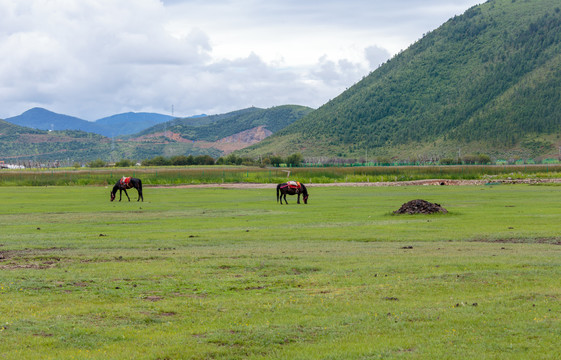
[245, 0, 561, 160]
[4, 108, 183, 137]
[5, 108, 101, 134]
[94, 112, 175, 137]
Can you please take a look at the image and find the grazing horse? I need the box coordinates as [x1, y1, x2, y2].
[110, 177, 143, 202]
[277, 181, 308, 204]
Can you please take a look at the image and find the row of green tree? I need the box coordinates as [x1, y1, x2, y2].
[86, 153, 305, 168]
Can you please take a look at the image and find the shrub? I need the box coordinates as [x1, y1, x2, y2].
[439, 158, 456, 165]
[88, 159, 106, 168]
[170, 155, 193, 166]
[115, 159, 135, 167]
[269, 156, 283, 167]
[286, 153, 303, 167]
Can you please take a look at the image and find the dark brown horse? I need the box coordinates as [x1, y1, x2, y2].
[277, 181, 308, 204]
[110, 177, 143, 202]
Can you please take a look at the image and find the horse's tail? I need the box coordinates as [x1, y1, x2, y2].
[276, 184, 280, 203]
[137, 178, 143, 201]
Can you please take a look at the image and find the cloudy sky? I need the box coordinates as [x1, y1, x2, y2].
[0, 0, 481, 121]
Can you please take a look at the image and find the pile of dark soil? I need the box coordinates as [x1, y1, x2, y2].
[394, 199, 448, 215]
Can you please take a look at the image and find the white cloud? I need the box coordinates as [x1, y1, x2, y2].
[365, 46, 392, 69]
[0, 0, 482, 120]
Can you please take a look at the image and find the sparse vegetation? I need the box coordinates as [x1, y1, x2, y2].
[2, 184, 561, 358]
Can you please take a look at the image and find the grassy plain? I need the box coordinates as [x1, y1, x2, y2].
[1, 183, 561, 359]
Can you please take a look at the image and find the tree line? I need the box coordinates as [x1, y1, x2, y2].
[86, 153, 305, 168]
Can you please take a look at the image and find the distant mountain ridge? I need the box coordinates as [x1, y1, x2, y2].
[6, 108, 101, 133]
[94, 112, 178, 136]
[0, 105, 312, 162]
[4, 108, 181, 137]
[121, 105, 313, 156]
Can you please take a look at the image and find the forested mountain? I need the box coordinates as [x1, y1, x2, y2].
[120, 105, 313, 158]
[0, 119, 40, 135]
[0, 119, 111, 162]
[244, 0, 561, 160]
[129, 105, 313, 141]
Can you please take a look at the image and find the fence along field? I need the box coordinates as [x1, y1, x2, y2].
[1, 172, 561, 358]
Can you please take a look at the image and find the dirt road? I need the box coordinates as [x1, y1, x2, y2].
[151, 178, 561, 189]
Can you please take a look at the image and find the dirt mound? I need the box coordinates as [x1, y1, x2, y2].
[394, 199, 448, 215]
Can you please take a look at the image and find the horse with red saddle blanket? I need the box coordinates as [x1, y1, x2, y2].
[277, 181, 309, 204]
[110, 177, 144, 202]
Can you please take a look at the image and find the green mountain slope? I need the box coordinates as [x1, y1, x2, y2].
[0, 119, 112, 162]
[0, 119, 40, 136]
[245, 0, 561, 160]
[130, 105, 313, 141]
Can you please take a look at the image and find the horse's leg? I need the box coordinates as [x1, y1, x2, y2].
[119, 189, 122, 201]
[282, 193, 287, 204]
[297, 193, 301, 204]
[123, 189, 131, 201]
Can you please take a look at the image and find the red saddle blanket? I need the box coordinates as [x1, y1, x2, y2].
[287, 181, 300, 189]
[120, 177, 131, 187]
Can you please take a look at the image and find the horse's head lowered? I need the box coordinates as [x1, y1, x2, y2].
[301, 185, 309, 204]
[110, 183, 119, 201]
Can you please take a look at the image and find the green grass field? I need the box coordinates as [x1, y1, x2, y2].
[1, 184, 561, 359]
